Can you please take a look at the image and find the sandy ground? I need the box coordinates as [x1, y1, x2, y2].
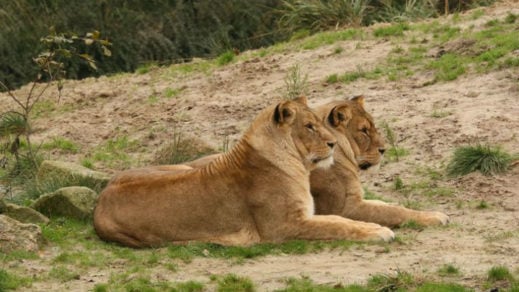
[1, 2, 519, 291]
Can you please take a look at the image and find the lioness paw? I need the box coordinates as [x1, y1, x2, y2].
[365, 226, 395, 242]
[430, 211, 449, 225]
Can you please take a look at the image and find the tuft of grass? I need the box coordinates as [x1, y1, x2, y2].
[373, 23, 409, 37]
[333, 46, 344, 54]
[0, 269, 32, 290]
[438, 264, 461, 276]
[164, 87, 183, 99]
[415, 282, 469, 292]
[216, 274, 255, 292]
[41, 137, 79, 153]
[48, 266, 80, 282]
[280, 276, 368, 292]
[23, 173, 106, 200]
[505, 13, 517, 24]
[325, 73, 339, 84]
[368, 271, 414, 291]
[400, 220, 424, 230]
[283, 64, 308, 100]
[393, 176, 404, 190]
[301, 29, 362, 50]
[90, 135, 140, 169]
[429, 53, 466, 81]
[386, 147, 409, 161]
[135, 62, 158, 74]
[476, 200, 489, 209]
[216, 50, 235, 66]
[153, 131, 214, 165]
[446, 144, 514, 176]
[487, 266, 513, 282]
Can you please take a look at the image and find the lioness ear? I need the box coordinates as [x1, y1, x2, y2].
[350, 95, 365, 109]
[328, 105, 352, 127]
[294, 95, 308, 105]
[274, 101, 296, 125]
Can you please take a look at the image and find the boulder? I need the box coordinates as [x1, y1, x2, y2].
[3, 203, 49, 224]
[37, 160, 111, 190]
[32, 186, 98, 220]
[0, 214, 44, 253]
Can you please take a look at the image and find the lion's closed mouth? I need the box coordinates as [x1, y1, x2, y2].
[312, 155, 332, 164]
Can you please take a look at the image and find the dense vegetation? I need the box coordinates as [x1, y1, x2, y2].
[1, 0, 493, 90]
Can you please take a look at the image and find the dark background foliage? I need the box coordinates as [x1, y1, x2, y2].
[0, 0, 489, 91]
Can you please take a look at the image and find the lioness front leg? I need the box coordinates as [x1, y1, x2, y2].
[344, 199, 449, 228]
[290, 215, 395, 242]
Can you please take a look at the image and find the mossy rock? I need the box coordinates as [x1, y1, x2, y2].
[32, 186, 98, 220]
[3, 203, 49, 224]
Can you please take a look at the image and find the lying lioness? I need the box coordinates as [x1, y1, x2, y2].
[186, 96, 449, 227]
[311, 96, 449, 227]
[93, 98, 394, 247]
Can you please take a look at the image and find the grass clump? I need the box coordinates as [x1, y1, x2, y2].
[153, 131, 214, 165]
[0, 269, 32, 290]
[283, 64, 308, 100]
[446, 144, 514, 176]
[216, 50, 235, 66]
[438, 264, 461, 276]
[373, 23, 409, 37]
[429, 53, 466, 81]
[216, 274, 255, 292]
[41, 137, 80, 153]
[487, 266, 514, 282]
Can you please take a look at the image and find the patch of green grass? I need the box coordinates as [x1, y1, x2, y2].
[373, 23, 410, 37]
[487, 266, 514, 282]
[147, 95, 159, 104]
[175, 280, 205, 292]
[164, 87, 183, 99]
[415, 282, 469, 292]
[0, 250, 39, 262]
[446, 144, 514, 176]
[0, 269, 32, 290]
[167, 59, 213, 77]
[48, 266, 80, 282]
[429, 53, 466, 81]
[505, 13, 517, 24]
[393, 176, 404, 190]
[325, 73, 339, 84]
[301, 29, 362, 50]
[499, 57, 519, 68]
[135, 62, 158, 74]
[216, 274, 255, 292]
[438, 264, 461, 276]
[80, 158, 94, 169]
[470, 9, 485, 20]
[280, 276, 369, 292]
[400, 220, 424, 230]
[363, 187, 391, 202]
[367, 271, 414, 291]
[166, 240, 358, 263]
[386, 147, 409, 161]
[41, 218, 97, 247]
[216, 50, 235, 66]
[476, 200, 489, 209]
[41, 137, 79, 153]
[91, 135, 140, 169]
[333, 46, 344, 54]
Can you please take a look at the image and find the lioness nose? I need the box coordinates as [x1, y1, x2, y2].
[379, 148, 386, 155]
[327, 141, 336, 149]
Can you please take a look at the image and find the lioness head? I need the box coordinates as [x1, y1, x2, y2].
[273, 97, 337, 170]
[321, 96, 385, 170]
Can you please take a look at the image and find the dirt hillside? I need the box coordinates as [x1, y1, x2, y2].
[1, 2, 519, 291]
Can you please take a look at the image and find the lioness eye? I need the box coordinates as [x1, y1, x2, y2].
[305, 124, 315, 131]
[361, 127, 368, 133]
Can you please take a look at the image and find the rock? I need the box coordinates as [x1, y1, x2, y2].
[37, 160, 111, 190]
[0, 214, 44, 253]
[32, 187, 98, 220]
[3, 203, 49, 224]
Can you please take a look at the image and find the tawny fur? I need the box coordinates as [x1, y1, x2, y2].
[185, 97, 449, 228]
[93, 99, 394, 248]
[310, 97, 449, 227]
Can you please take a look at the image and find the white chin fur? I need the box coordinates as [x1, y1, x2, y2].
[316, 156, 334, 169]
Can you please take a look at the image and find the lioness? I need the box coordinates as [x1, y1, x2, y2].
[311, 96, 449, 227]
[186, 96, 449, 227]
[93, 98, 394, 247]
